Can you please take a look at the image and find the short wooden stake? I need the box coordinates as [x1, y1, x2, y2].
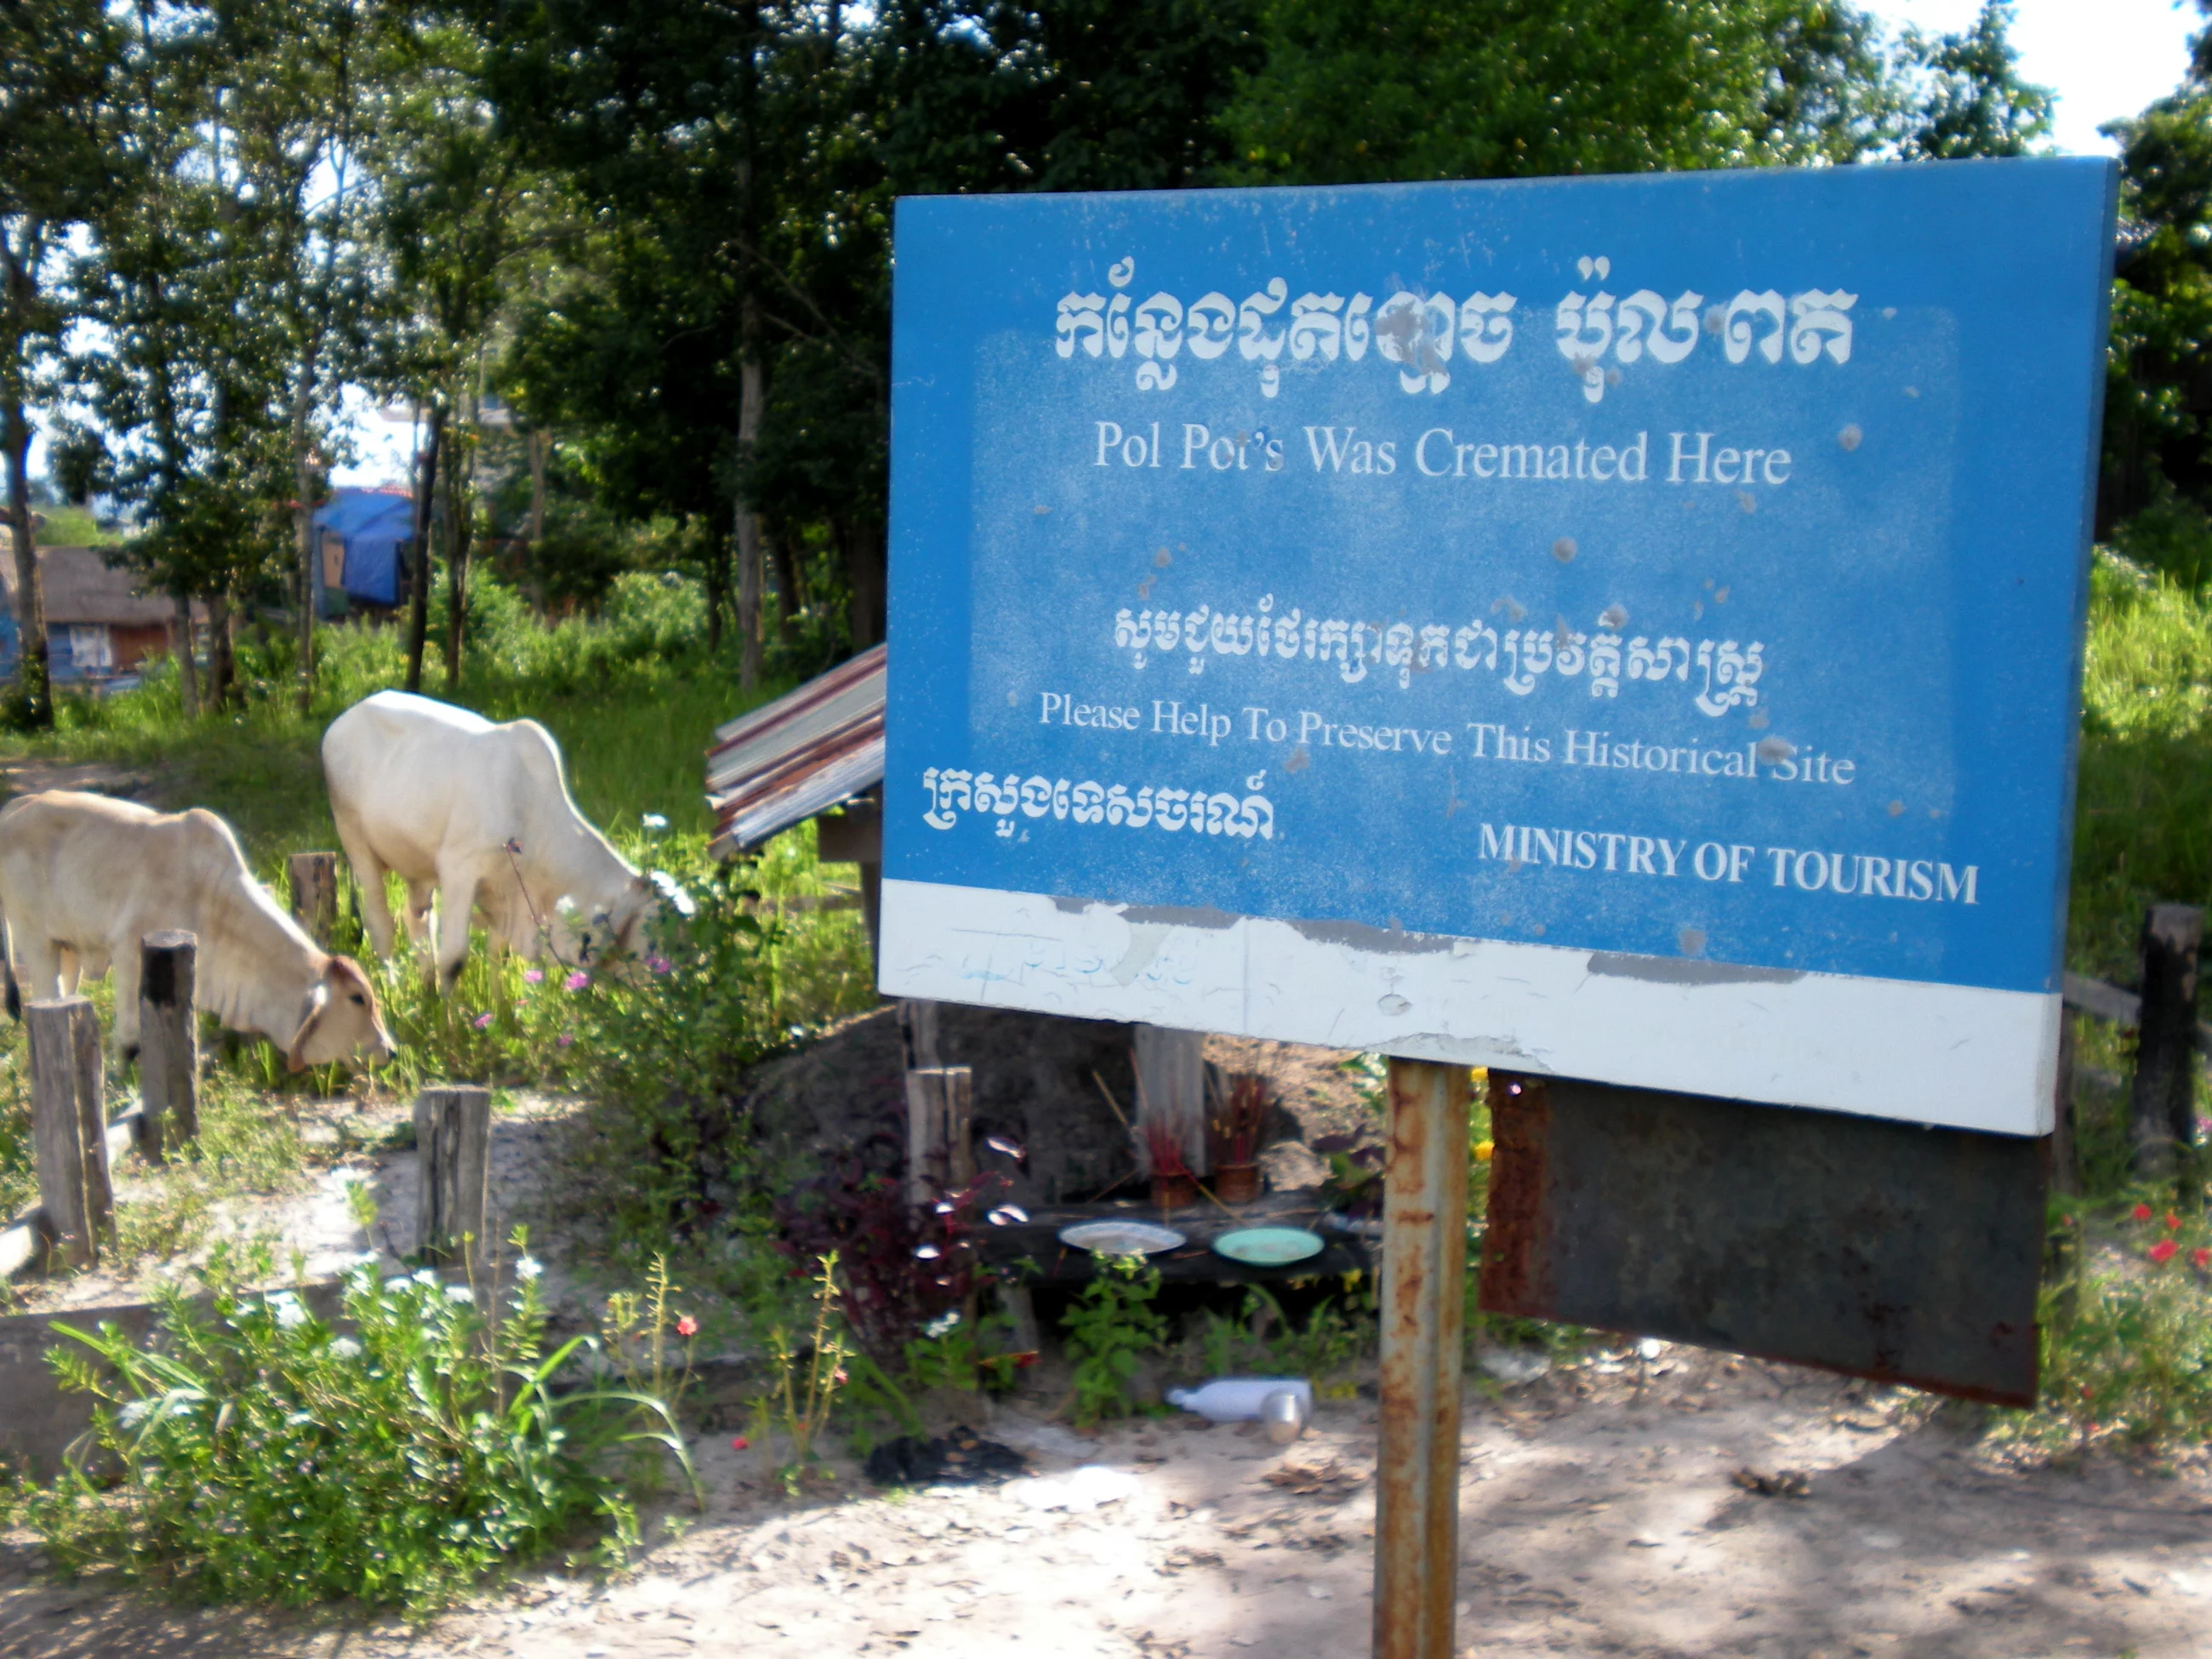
[2131, 903, 2202, 1182]
[1373, 1057, 1469, 1659]
[905, 1065, 974, 1208]
[138, 930, 200, 1157]
[898, 998, 941, 1071]
[288, 851, 339, 948]
[1134, 1025, 1209, 1176]
[28, 998, 111, 1270]
[413, 1086, 492, 1269]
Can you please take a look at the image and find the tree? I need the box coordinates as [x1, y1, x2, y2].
[363, 10, 527, 693]
[0, 0, 124, 727]
[211, 0, 378, 713]
[76, 0, 294, 713]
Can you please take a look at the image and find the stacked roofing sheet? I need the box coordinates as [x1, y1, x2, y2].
[705, 642, 885, 856]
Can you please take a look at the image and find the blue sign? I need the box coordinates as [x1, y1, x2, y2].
[880, 161, 2116, 1135]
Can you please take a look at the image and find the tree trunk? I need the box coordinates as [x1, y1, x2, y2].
[289, 340, 320, 716]
[172, 591, 199, 716]
[404, 402, 443, 695]
[839, 514, 885, 647]
[208, 590, 237, 709]
[736, 348, 764, 689]
[442, 418, 472, 696]
[704, 519, 729, 653]
[2, 388, 50, 729]
[526, 427, 548, 618]
[768, 524, 801, 644]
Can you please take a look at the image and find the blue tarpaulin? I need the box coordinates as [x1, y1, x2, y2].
[312, 487, 413, 606]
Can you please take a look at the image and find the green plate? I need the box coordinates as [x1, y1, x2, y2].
[1212, 1227, 1325, 1267]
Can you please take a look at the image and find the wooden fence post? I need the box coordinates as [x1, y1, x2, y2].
[138, 930, 199, 1158]
[2050, 1009, 2079, 1196]
[28, 998, 110, 1270]
[413, 1086, 492, 1270]
[898, 999, 941, 1071]
[904, 1065, 974, 1208]
[1134, 1025, 1209, 1177]
[288, 852, 339, 948]
[2130, 903, 2202, 1182]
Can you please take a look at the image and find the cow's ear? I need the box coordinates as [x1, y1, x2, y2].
[286, 982, 330, 1073]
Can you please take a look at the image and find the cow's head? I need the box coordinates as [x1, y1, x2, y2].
[288, 956, 396, 1071]
[553, 873, 692, 980]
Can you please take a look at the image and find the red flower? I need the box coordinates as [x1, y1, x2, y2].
[2150, 1240, 2179, 1264]
[2166, 1211, 2181, 1231]
[676, 1315, 699, 1337]
[1012, 1350, 1040, 1369]
[731, 1435, 750, 1451]
[2195, 1247, 2212, 1271]
[2132, 1203, 2154, 1222]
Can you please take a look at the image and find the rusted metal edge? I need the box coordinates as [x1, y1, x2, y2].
[710, 737, 886, 858]
[707, 641, 884, 755]
[709, 705, 883, 804]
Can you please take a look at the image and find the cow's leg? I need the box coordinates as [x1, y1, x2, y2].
[342, 835, 400, 959]
[402, 879, 436, 949]
[433, 860, 480, 995]
[110, 944, 141, 1060]
[17, 937, 62, 1004]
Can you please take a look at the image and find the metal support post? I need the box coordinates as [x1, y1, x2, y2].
[1373, 1057, 1469, 1659]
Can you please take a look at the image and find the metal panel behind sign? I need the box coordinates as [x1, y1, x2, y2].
[1479, 1074, 2047, 1405]
[881, 161, 2117, 1135]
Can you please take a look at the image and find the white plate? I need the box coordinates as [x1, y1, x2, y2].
[1058, 1220, 1186, 1255]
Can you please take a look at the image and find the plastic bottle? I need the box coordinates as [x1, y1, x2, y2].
[1164, 1377, 1314, 1422]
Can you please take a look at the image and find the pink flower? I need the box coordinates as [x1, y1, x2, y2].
[556, 1032, 574, 1047]
[2150, 1239, 2179, 1265]
[2132, 1203, 2154, 1222]
[676, 1315, 698, 1337]
[2167, 1211, 2182, 1231]
[647, 955, 672, 975]
[731, 1435, 749, 1451]
[471, 1012, 493, 1029]
[2195, 1247, 2212, 1271]
[565, 971, 590, 992]
[523, 968, 544, 984]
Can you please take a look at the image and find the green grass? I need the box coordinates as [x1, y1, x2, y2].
[28, 507, 121, 547]
[2069, 549, 2212, 982]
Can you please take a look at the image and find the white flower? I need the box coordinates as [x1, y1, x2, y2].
[515, 1257, 544, 1281]
[286, 1411, 316, 1428]
[444, 1283, 475, 1304]
[385, 1276, 412, 1292]
[275, 1299, 310, 1330]
[117, 1400, 152, 1429]
[329, 1337, 363, 1360]
[923, 1310, 962, 1338]
[413, 1268, 441, 1288]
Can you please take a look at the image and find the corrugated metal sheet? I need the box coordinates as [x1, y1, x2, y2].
[705, 643, 884, 855]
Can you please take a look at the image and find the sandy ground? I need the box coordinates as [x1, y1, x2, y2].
[4, 1344, 2209, 1659]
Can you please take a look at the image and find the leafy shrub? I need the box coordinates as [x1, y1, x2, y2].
[10, 1249, 694, 1613]
[1061, 1253, 1166, 1426]
[2010, 1204, 2212, 1453]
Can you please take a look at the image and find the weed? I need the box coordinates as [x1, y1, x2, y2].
[750, 1254, 854, 1497]
[1061, 1253, 1166, 1426]
[8, 1239, 695, 1614]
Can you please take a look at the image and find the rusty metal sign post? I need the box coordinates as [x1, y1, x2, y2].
[1375, 1058, 1469, 1659]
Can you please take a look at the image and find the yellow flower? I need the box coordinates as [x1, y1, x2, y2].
[1473, 1140, 1495, 1163]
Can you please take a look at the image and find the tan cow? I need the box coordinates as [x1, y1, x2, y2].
[322, 690, 662, 991]
[0, 791, 393, 1067]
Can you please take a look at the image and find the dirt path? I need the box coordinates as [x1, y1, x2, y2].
[5, 1347, 2208, 1659]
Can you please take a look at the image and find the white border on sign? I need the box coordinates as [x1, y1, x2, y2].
[879, 878, 2059, 1137]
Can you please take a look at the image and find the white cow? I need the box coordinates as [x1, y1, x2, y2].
[0, 791, 394, 1067]
[322, 690, 656, 991]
